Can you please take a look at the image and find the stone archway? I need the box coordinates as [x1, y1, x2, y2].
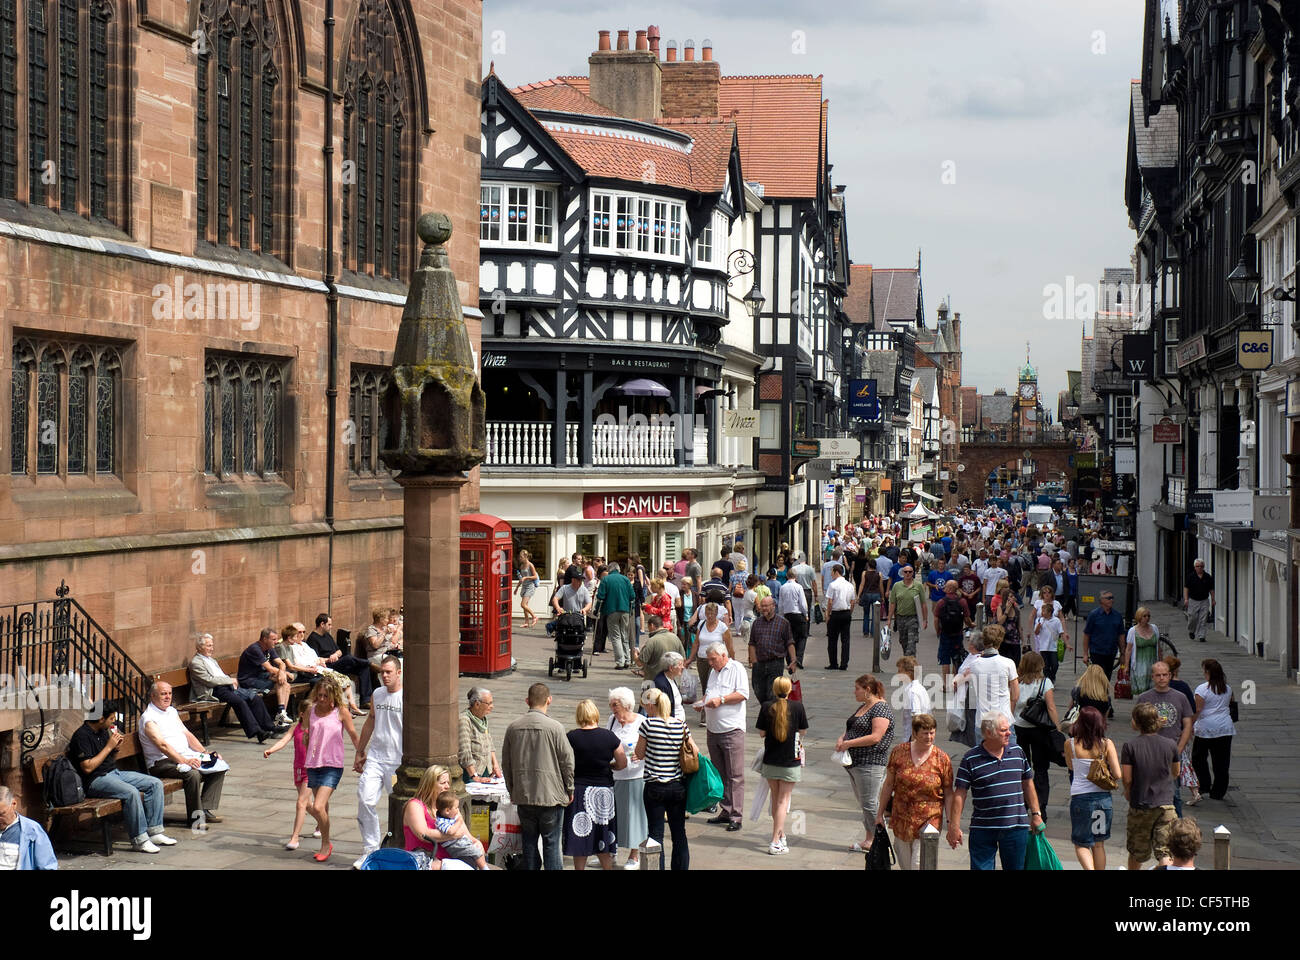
[956, 441, 1076, 504]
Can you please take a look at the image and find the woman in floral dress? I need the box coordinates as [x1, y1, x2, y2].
[876, 713, 954, 870]
[1123, 607, 1160, 696]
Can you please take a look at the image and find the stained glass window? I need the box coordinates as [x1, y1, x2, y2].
[238, 38, 253, 249]
[66, 350, 89, 474]
[263, 372, 278, 472]
[203, 370, 215, 473]
[88, 0, 108, 219]
[204, 354, 284, 479]
[36, 353, 59, 474]
[95, 353, 115, 474]
[9, 343, 28, 474]
[240, 372, 256, 473]
[220, 372, 236, 474]
[57, 0, 77, 214]
[26, 0, 47, 205]
[0, 0, 17, 200]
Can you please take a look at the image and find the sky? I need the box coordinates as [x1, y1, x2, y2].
[481, 0, 1145, 405]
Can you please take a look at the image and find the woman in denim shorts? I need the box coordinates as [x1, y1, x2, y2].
[1063, 706, 1121, 870]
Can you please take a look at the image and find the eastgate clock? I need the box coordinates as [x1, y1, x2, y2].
[1019, 383, 1036, 399]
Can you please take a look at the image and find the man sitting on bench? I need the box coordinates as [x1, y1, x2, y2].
[238, 628, 293, 728]
[141, 681, 227, 829]
[188, 633, 283, 743]
[307, 614, 375, 709]
[68, 700, 177, 854]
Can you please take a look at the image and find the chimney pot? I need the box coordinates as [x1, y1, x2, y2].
[666, 40, 677, 62]
[636, 29, 648, 51]
[648, 25, 660, 57]
[702, 39, 713, 61]
[617, 29, 630, 51]
[598, 30, 611, 52]
[684, 38, 695, 61]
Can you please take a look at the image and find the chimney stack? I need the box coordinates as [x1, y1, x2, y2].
[648, 25, 660, 58]
[684, 38, 695, 61]
[660, 34, 721, 118]
[666, 40, 677, 62]
[589, 27, 663, 120]
[702, 39, 713, 61]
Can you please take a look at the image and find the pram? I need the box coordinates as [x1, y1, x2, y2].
[547, 612, 589, 681]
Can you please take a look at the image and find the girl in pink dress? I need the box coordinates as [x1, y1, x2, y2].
[262, 700, 319, 850]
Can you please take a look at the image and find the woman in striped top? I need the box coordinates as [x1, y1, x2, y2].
[635, 690, 691, 870]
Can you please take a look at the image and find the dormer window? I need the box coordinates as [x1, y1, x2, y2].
[591, 189, 685, 262]
[481, 181, 557, 249]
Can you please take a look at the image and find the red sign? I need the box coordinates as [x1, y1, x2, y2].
[1153, 418, 1182, 443]
[582, 492, 689, 519]
[730, 492, 751, 514]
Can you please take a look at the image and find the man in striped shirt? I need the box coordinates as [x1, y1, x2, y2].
[948, 711, 1043, 870]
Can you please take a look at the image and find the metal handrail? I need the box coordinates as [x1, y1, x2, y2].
[0, 580, 151, 764]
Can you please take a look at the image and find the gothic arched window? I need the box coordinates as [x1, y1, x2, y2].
[342, 0, 413, 280]
[203, 353, 285, 479]
[195, 0, 283, 257]
[0, 0, 120, 222]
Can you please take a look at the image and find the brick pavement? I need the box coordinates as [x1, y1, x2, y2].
[57, 595, 1300, 870]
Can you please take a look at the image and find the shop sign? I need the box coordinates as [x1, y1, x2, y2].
[1072, 452, 1096, 469]
[854, 493, 866, 502]
[1174, 335, 1207, 367]
[1115, 446, 1136, 475]
[1237, 330, 1274, 371]
[1254, 495, 1289, 531]
[1212, 490, 1253, 524]
[723, 408, 760, 438]
[608, 356, 676, 372]
[1122, 333, 1155, 380]
[837, 465, 856, 479]
[1186, 492, 1214, 515]
[848, 379, 879, 419]
[948, 481, 959, 494]
[1095, 540, 1136, 552]
[786, 479, 809, 520]
[814, 437, 861, 459]
[582, 492, 689, 519]
[1197, 521, 1255, 551]
[730, 492, 751, 514]
[481, 353, 508, 368]
[791, 439, 821, 459]
[1152, 418, 1182, 443]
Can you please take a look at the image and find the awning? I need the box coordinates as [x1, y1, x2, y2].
[617, 378, 671, 398]
[913, 490, 943, 502]
[696, 386, 728, 399]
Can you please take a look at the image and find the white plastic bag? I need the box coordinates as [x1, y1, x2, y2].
[831, 749, 854, 767]
[878, 625, 892, 660]
[678, 667, 702, 704]
[946, 680, 968, 733]
[487, 801, 522, 857]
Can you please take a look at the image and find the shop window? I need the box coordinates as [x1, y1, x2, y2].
[512, 526, 550, 578]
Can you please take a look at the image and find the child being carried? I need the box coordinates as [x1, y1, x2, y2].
[434, 791, 487, 869]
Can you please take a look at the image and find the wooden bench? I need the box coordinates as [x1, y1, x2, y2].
[27, 754, 185, 856]
[161, 656, 313, 745]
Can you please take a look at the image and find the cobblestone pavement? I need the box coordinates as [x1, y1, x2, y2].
[59, 595, 1299, 870]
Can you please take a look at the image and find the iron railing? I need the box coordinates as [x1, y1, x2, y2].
[0, 580, 151, 764]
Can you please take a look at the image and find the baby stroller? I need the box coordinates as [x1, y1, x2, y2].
[548, 612, 589, 681]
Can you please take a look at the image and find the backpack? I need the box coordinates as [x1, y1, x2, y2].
[936, 598, 966, 637]
[44, 755, 85, 808]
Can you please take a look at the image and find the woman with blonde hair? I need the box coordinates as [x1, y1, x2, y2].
[757, 675, 808, 855]
[402, 765, 469, 870]
[1068, 663, 1113, 721]
[515, 549, 540, 628]
[1012, 651, 1060, 817]
[303, 673, 361, 862]
[635, 689, 691, 870]
[1122, 607, 1160, 696]
[564, 699, 627, 870]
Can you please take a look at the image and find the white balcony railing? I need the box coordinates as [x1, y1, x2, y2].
[593, 421, 677, 466]
[692, 425, 710, 466]
[485, 422, 581, 466]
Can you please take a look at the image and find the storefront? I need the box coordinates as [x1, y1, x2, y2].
[1196, 520, 1256, 650]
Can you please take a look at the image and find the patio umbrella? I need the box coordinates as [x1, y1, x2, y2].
[617, 378, 672, 397]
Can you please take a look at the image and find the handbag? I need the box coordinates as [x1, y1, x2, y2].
[812, 603, 824, 625]
[680, 731, 700, 774]
[685, 755, 724, 814]
[879, 625, 892, 659]
[789, 679, 803, 702]
[1114, 667, 1132, 700]
[1085, 739, 1119, 791]
[865, 823, 895, 870]
[1059, 702, 1080, 734]
[1229, 696, 1239, 722]
[1021, 679, 1052, 728]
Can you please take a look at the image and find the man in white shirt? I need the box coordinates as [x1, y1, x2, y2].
[824, 563, 857, 670]
[140, 680, 226, 829]
[958, 629, 1020, 737]
[695, 642, 750, 830]
[980, 558, 1005, 604]
[791, 555, 819, 611]
[352, 655, 403, 869]
[973, 549, 990, 580]
[1031, 606, 1067, 682]
[777, 577, 809, 667]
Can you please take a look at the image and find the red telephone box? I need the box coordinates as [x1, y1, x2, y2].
[459, 514, 513, 678]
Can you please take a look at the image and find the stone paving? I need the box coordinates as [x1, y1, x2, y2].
[58, 594, 1300, 870]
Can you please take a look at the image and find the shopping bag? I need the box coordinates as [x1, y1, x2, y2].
[879, 625, 892, 660]
[1114, 667, 1133, 700]
[678, 667, 702, 704]
[487, 801, 522, 857]
[946, 679, 967, 733]
[1023, 826, 1063, 870]
[789, 679, 803, 702]
[812, 603, 824, 625]
[865, 823, 895, 870]
[686, 755, 725, 814]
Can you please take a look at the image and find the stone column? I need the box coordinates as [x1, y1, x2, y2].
[388, 474, 467, 836]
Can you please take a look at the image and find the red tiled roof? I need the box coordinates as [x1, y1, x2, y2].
[718, 75, 824, 198]
[844, 264, 872, 325]
[511, 78, 618, 117]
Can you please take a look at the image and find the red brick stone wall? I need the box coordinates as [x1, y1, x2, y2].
[661, 61, 721, 118]
[0, 0, 483, 676]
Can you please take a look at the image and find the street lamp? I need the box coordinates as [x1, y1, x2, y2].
[1226, 240, 1260, 306]
[727, 248, 765, 318]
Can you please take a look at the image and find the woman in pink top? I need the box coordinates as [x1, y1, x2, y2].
[402, 765, 467, 870]
[304, 675, 360, 862]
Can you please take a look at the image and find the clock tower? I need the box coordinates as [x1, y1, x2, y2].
[1017, 343, 1038, 439]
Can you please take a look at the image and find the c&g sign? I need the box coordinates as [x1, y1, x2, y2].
[1237, 330, 1273, 370]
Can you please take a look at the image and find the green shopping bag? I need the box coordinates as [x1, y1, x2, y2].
[685, 755, 724, 814]
[1023, 825, 1062, 870]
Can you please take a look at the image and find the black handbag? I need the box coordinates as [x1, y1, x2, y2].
[1229, 697, 1239, 722]
[1021, 679, 1053, 728]
[865, 823, 895, 870]
[812, 603, 824, 625]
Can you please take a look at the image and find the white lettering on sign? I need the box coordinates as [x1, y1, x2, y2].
[587, 492, 687, 518]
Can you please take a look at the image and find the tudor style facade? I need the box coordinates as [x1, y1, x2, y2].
[477, 35, 767, 589]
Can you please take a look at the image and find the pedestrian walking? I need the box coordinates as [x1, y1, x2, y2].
[607, 688, 647, 869]
[350, 656, 403, 865]
[887, 564, 928, 657]
[696, 642, 749, 831]
[747, 595, 797, 708]
[500, 682, 576, 871]
[824, 562, 857, 670]
[858, 564, 884, 640]
[934, 579, 973, 690]
[1011, 652, 1059, 818]
[893, 656, 931, 740]
[1191, 659, 1236, 802]
[949, 711, 1043, 870]
[1122, 607, 1160, 696]
[1163, 656, 1201, 805]
[301, 675, 361, 862]
[636, 689, 690, 870]
[1136, 660, 1194, 816]
[1063, 706, 1120, 870]
[689, 603, 732, 707]
[838, 673, 895, 853]
[515, 550, 541, 628]
[877, 713, 953, 870]
[1029, 601, 1066, 683]
[564, 699, 627, 871]
[1183, 559, 1215, 643]
[1082, 590, 1125, 680]
[597, 561, 636, 669]
[263, 699, 317, 851]
[1122, 702, 1180, 871]
[757, 676, 808, 856]
[777, 576, 809, 667]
